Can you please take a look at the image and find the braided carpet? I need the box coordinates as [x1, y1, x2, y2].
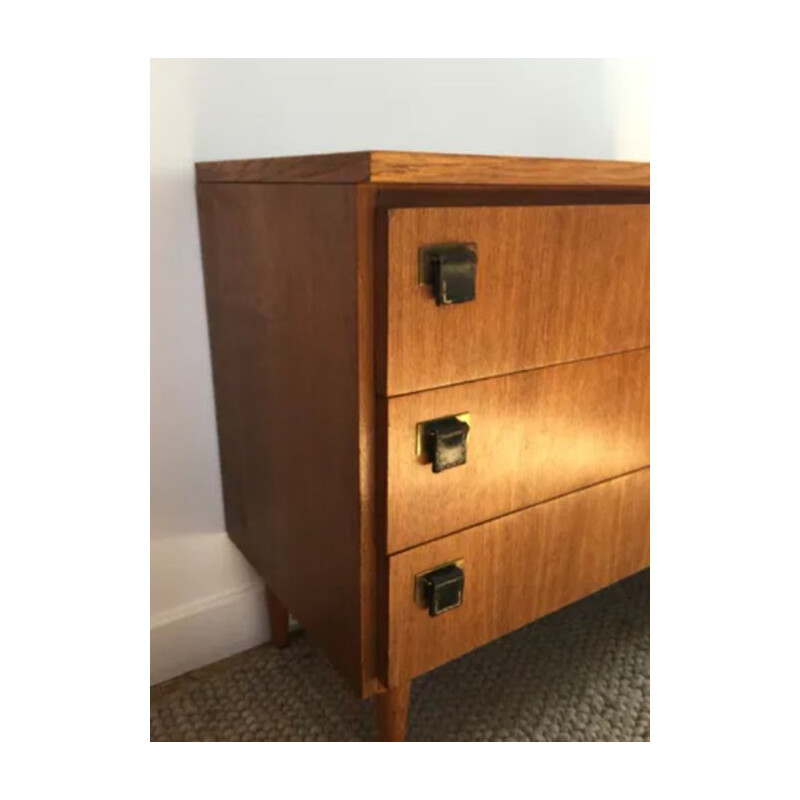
[151, 569, 649, 741]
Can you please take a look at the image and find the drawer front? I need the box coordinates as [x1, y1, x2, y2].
[383, 204, 649, 396]
[386, 468, 650, 686]
[384, 349, 649, 553]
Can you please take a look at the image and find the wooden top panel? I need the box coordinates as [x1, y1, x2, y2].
[196, 151, 649, 188]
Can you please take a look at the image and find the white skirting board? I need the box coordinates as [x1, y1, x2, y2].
[150, 531, 277, 685]
[150, 582, 271, 685]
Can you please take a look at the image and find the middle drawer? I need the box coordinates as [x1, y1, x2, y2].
[383, 348, 649, 553]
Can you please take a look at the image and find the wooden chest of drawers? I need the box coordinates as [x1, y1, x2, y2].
[196, 151, 650, 741]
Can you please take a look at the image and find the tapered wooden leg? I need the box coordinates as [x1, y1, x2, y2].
[376, 682, 410, 742]
[265, 585, 289, 648]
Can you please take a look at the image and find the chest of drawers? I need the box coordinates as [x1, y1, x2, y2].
[196, 151, 650, 741]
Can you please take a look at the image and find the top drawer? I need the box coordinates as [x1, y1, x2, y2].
[381, 204, 649, 396]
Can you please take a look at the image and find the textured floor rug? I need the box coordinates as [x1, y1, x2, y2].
[151, 569, 649, 741]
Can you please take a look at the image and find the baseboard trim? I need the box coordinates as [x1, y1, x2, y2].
[150, 582, 270, 685]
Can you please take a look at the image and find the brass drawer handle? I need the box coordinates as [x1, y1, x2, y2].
[415, 561, 465, 617]
[419, 243, 477, 305]
[416, 414, 470, 473]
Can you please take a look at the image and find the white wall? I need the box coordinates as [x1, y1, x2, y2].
[150, 58, 650, 684]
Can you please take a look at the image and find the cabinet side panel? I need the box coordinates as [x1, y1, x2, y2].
[197, 183, 366, 692]
[355, 185, 380, 696]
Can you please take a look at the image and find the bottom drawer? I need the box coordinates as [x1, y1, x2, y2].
[385, 468, 650, 686]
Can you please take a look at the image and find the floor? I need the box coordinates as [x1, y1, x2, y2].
[151, 569, 649, 741]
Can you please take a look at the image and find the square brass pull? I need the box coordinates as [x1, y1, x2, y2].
[415, 561, 465, 617]
[419, 243, 477, 305]
[416, 414, 470, 473]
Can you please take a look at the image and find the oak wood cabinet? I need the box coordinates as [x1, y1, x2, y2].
[195, 151, 650, 741]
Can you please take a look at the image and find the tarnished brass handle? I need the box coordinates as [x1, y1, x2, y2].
[419, 243, 477, 305]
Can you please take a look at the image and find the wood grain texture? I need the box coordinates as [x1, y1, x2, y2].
[196, 151, 649, 188]
[197, 182, 374, 696]
[386, 469, 650, 686]
[370, 151, 649, 187]
[355, 185, 380, 695]
[195, 158, 651, 706]
[265, 586, 289, 648]
[376, 682, 410, 741]
[382, 204, 650, 395]
[196, 152, 371, 184]
[384, 349, 649, 553]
